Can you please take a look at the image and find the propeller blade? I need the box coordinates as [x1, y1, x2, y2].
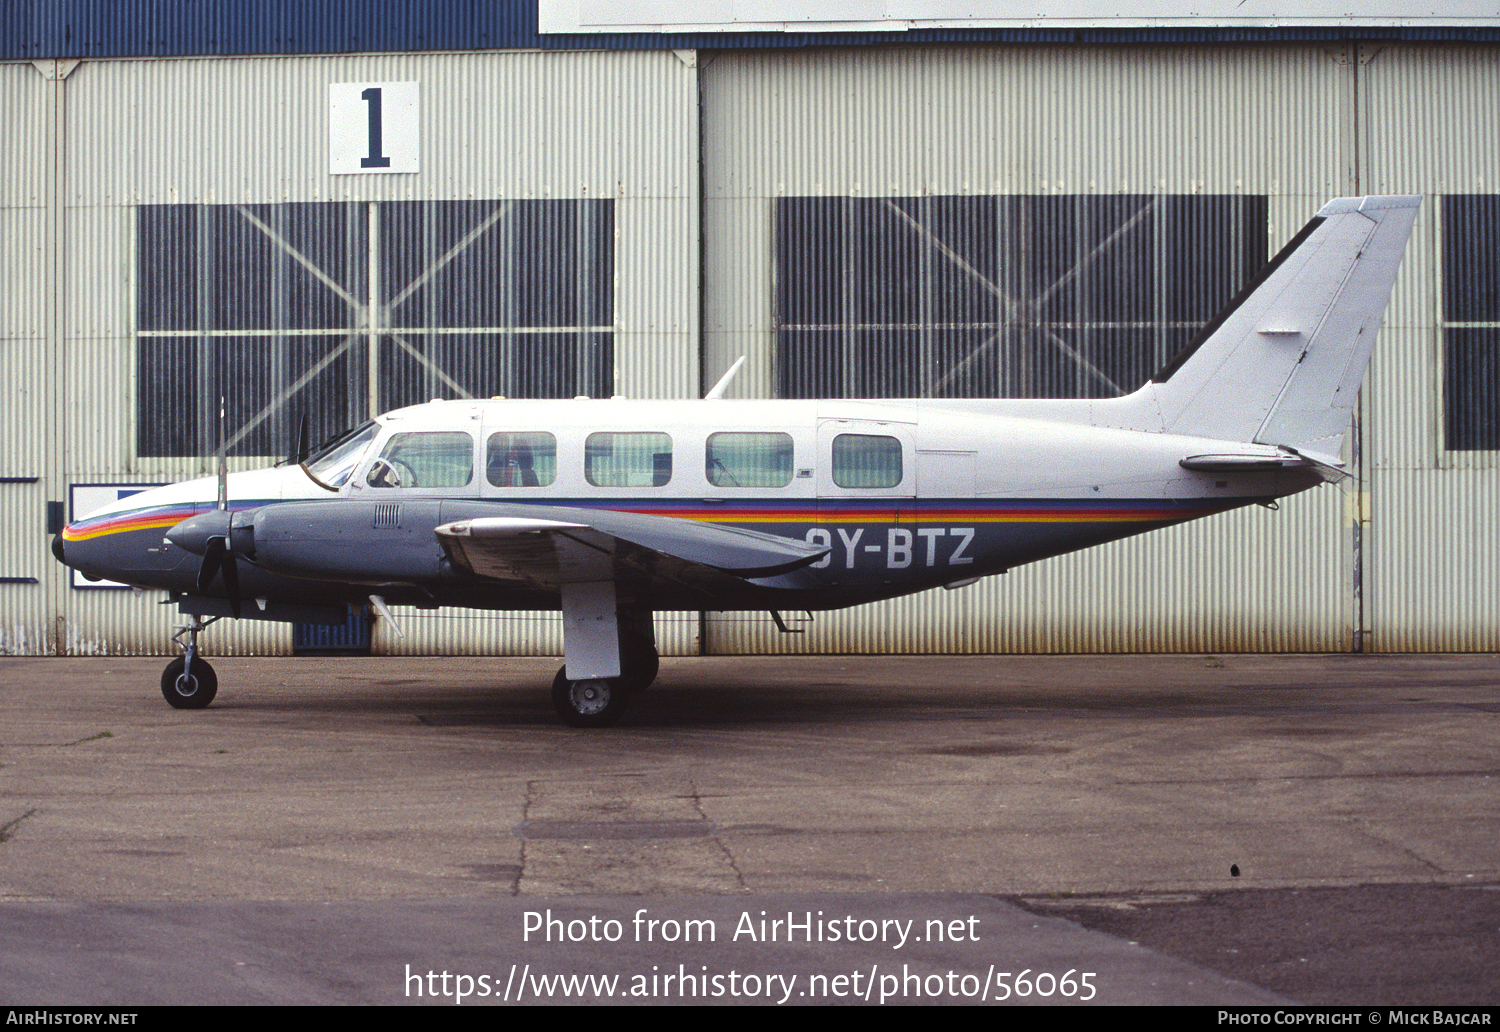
[198, 536, 228, 594]
[220, 549, 243, 619]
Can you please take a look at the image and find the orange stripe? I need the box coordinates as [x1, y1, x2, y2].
[62, 514, 189, 542]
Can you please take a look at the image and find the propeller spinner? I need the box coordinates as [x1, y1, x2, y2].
[166, 509, 255, 618]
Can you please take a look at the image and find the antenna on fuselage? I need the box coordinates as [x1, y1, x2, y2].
[704, 356, 747, 400]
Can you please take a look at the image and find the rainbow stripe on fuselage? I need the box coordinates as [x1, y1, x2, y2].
[63, 494, 1235, 543]
[61, 501, 262, 543]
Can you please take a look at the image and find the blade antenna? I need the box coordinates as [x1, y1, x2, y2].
[704, 356, 747, 400]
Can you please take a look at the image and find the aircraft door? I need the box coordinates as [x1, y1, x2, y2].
[814, 420, 916, 579]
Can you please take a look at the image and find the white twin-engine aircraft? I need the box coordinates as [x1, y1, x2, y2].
[56, 196, 1420, 726]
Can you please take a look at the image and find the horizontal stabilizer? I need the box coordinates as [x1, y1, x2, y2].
[1180, 446, 1350, 483]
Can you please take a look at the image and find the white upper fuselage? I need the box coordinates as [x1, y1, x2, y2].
[74, 394, 1298, 528]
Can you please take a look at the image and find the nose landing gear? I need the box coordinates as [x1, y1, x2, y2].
[162, 615, 219, 709]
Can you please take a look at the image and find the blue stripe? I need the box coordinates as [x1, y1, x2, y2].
[4, 1, 1497, 60]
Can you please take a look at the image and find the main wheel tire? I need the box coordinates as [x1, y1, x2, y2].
[551, 667, 626, 728]
[161, 656, 218, 710]
[618, 636, 660, 693]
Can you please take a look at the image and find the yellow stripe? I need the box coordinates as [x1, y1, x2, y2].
[63, 516, 187, 542]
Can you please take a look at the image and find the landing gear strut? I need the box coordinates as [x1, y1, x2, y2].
[162, 615, 219, 709]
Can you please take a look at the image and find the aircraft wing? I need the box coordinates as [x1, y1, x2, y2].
[435, 504, 830, 594]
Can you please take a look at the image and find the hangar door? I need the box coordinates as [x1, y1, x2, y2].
[700, 45, 1358, 655]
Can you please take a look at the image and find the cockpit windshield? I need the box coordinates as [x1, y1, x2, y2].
[303, 421, 379, 489]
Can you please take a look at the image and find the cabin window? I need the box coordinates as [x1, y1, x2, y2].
[706, 432, 794, 488]
[486, 432, 557, 487]
[831, 434, 902, 488]
[367, 431, 474, 489]
[585, 432, 672, 488]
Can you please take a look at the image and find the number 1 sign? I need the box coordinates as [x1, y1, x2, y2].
[329, 82, 420, 175]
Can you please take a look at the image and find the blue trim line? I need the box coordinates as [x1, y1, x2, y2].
[4, 1, 1500, 60]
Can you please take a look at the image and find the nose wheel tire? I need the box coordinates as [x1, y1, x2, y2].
[552, 668, 626, 728]
[161, 656, 218, 709]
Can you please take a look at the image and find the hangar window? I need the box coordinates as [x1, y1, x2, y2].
[135, 199, 614, 458]
[1441, 196, 1500, 451]
[775, 194, 1267, 400]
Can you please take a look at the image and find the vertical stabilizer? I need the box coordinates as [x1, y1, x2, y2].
[1136, 195, 1419, 454]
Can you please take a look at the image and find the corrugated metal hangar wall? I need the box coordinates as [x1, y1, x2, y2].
[3, 37, 1497, 656]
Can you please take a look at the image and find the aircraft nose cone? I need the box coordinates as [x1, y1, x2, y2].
[51, 533, 66, 566]
[165, 510, 233, 556]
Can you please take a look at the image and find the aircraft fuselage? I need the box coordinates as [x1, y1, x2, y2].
[60, 395, 1315, 614]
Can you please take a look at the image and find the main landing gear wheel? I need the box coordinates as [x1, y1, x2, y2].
[552, 668, 627, 728]
[618, 635, 660, 693]
[161, 656, 218, 709]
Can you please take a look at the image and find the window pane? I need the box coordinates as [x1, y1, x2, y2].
[1442, 197, 1500, 450]
[832, 434, 902, 488]
[136, 199, 615, 459]
[305, 422, 379, 489]
[775, 194, 1267, 400]
[1444, 329, 1500, 451]
[368, 431, 473, 489]
[707, 432, 793, 488]
[486, 432, 557, 487]
[586, 432, 672, 488]
[1443, 195, 1500, 322]
[135, 336, 355, 458]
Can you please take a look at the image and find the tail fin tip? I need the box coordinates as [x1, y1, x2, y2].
[1315, 194, 1421, 218]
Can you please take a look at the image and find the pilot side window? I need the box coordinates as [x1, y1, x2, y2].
[487, 432, 557, 487]
[831, 433, 903, 488]
[303, 421, 379, 489]
[367, 431, 474, 489]
[585, 432, 672, 488]
[706, 432, 794, 488]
